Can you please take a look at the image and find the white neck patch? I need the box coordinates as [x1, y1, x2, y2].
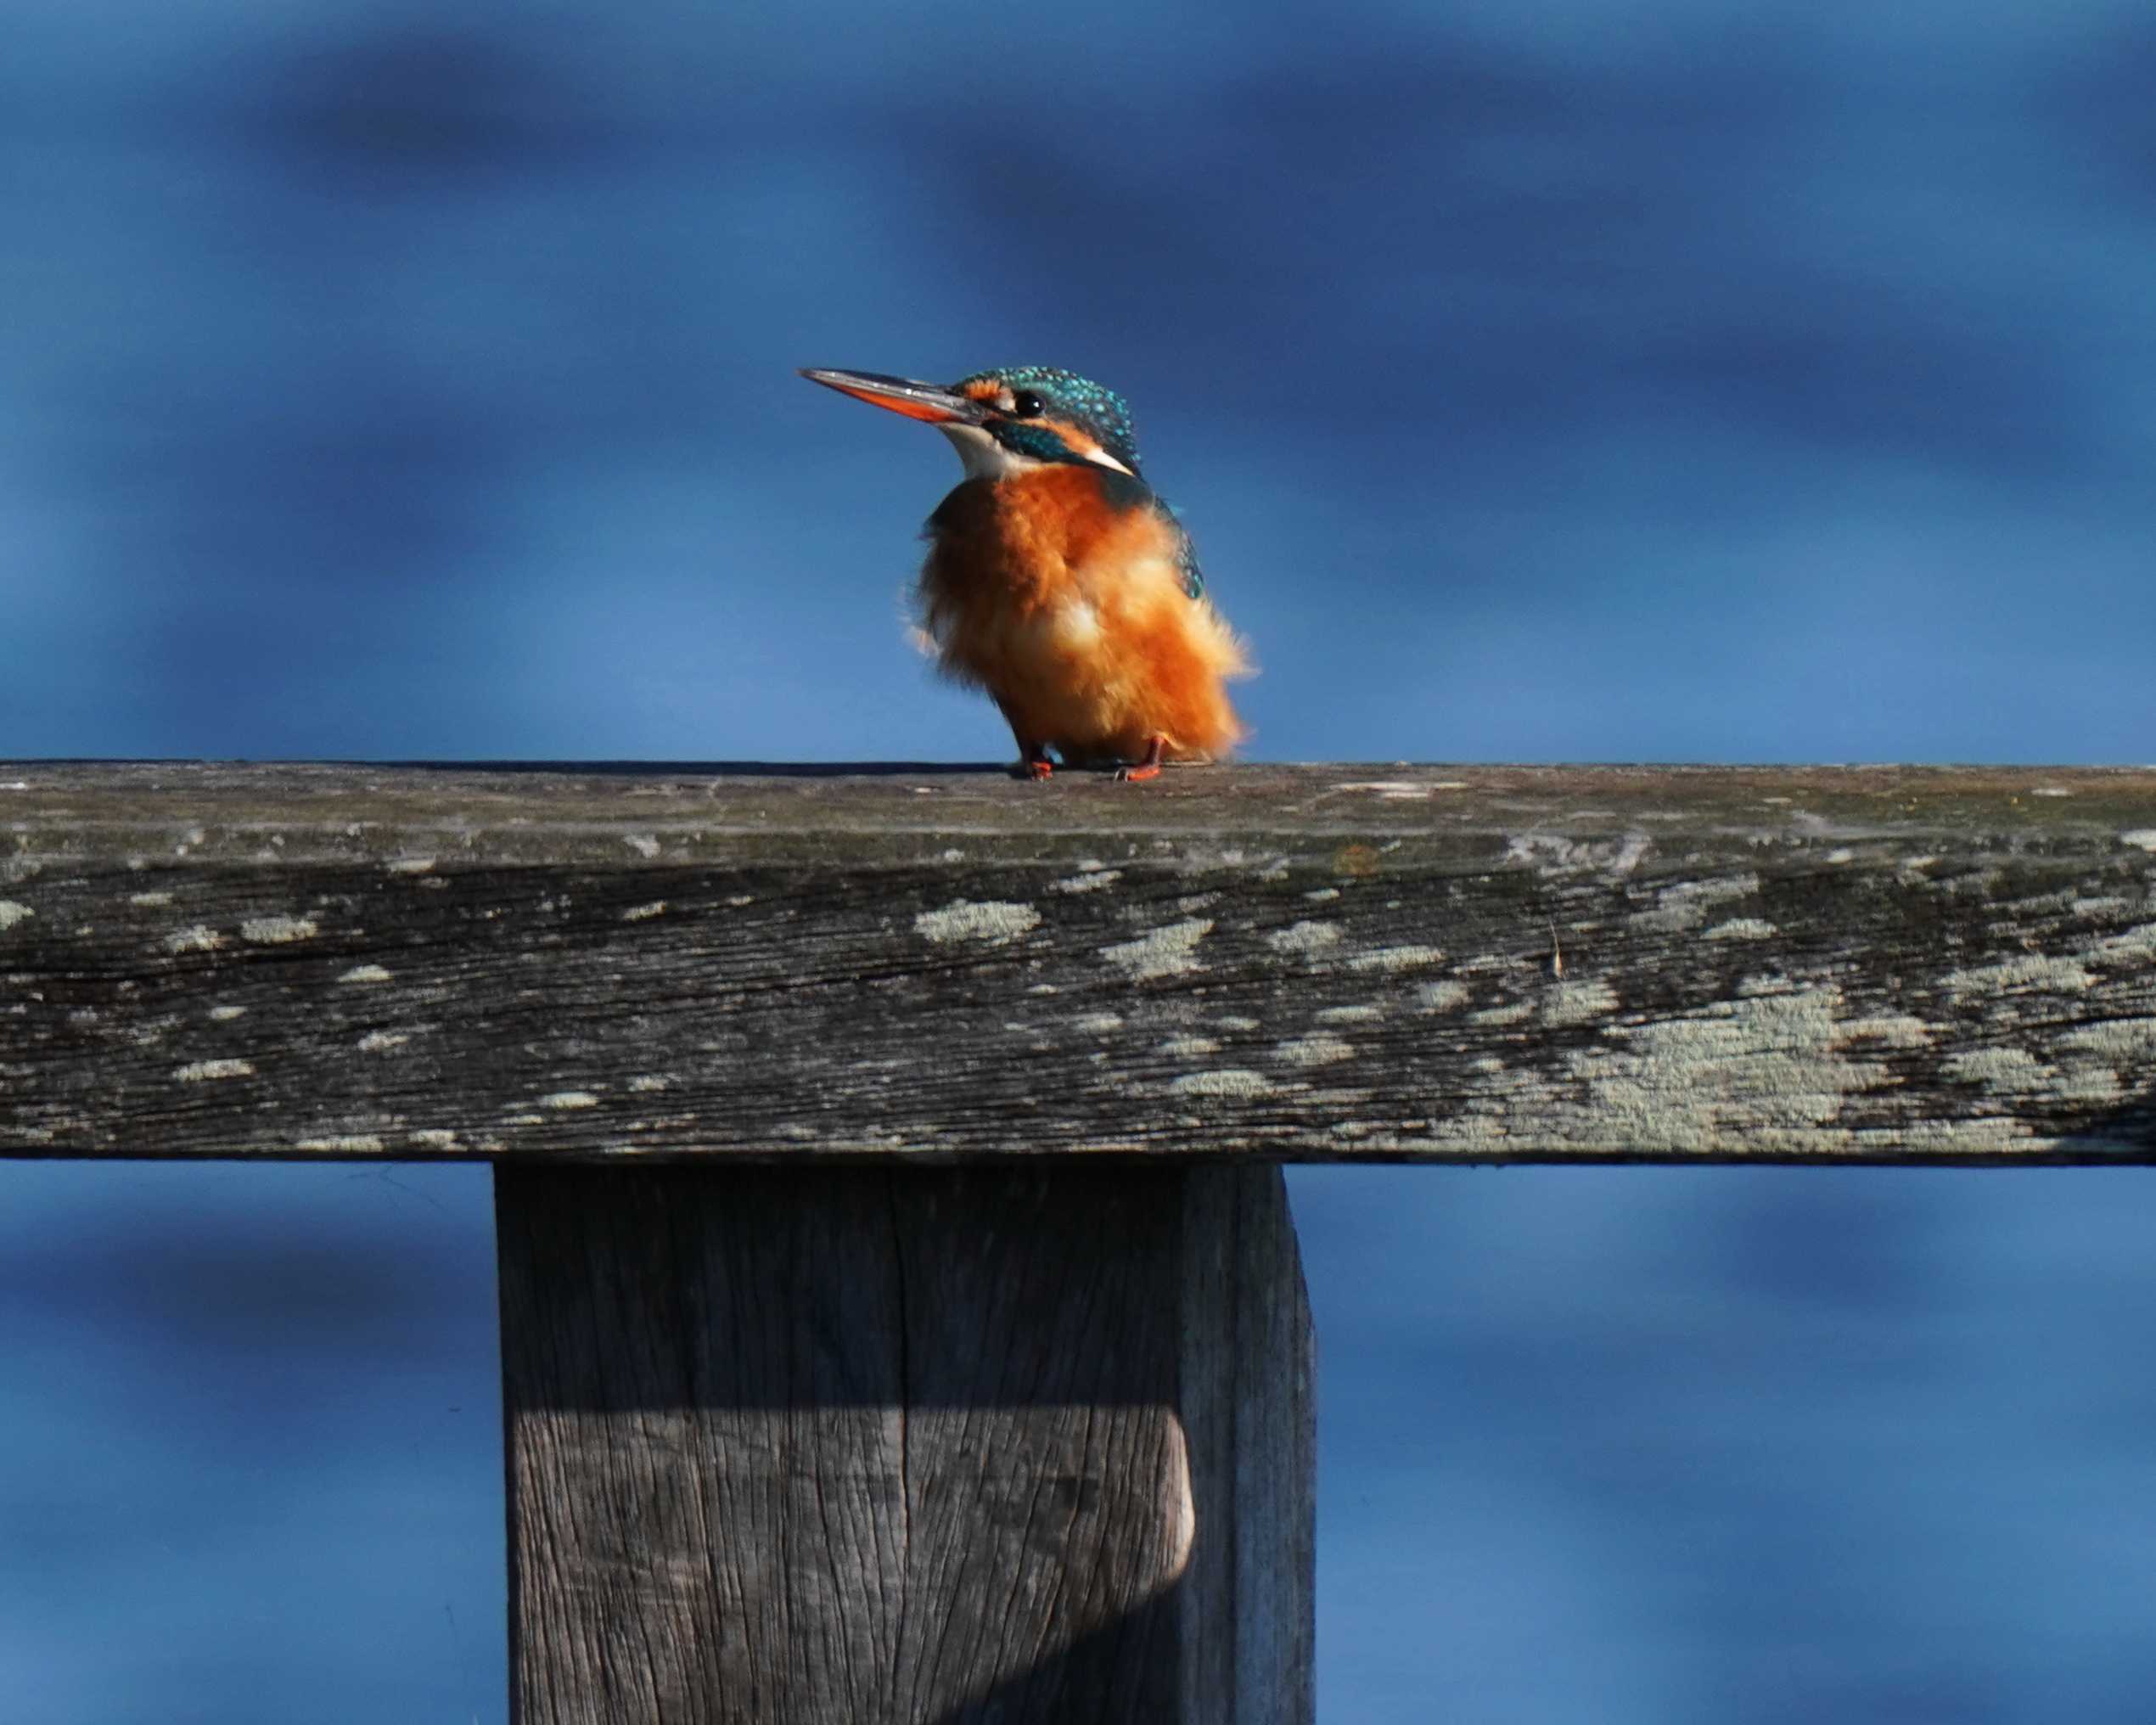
[938, 424, 1042, 479]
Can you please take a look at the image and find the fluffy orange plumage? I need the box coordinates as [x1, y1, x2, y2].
[919, 465, 1250, 770]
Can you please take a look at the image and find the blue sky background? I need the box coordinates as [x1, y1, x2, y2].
[3, 0, 2155, 1720]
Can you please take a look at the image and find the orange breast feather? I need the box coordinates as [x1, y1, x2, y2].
[918, 467, 1249, 765]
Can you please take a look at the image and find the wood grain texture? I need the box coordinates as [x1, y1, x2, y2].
[1178, 1166, 1315, 1725]
[497, 1162, 1312, 1725]
[5, 761, 2155, 1161]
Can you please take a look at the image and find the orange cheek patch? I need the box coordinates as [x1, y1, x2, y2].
[1042, 420, 1107, 464]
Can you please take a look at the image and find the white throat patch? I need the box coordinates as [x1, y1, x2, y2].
[939, 424, 1042, 479]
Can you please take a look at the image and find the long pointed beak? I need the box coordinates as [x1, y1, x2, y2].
[799, 368, 986, 425]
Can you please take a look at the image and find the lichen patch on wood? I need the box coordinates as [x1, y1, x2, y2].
[239, 914, 317, 944]
[1169, 1070, 1278, 1099]
[174, 1058, 254, 1082]
[1345, 944, 1444, 974]
[914, 899, 1042, 944]
[1316, 1004, 1384, 1025]
[1542, 980, 1619, 1025]
[1265, 921, 1340, 958]
[1053, 866, 1123, 893]
[1417, 980, 1472, 1013]
[1103, 918, 1214, 981]
[1704, 918, 1777, 941]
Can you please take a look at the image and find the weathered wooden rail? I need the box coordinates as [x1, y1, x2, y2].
[5, 762, 2154, 1722]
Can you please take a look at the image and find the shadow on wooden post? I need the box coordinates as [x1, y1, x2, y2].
[496, 1164, 1313, 1724]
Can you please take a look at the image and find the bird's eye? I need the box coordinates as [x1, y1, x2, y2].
[1010, 391, 1046, 419]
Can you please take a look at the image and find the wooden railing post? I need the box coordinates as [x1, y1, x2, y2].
[7, 761, 2154, 1722]
[496, 1163, 1312, 1724]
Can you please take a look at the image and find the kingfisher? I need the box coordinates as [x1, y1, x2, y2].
[800, 363, 1251, 780]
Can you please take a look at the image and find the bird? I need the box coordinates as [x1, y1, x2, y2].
[799, 363, 1250, 781]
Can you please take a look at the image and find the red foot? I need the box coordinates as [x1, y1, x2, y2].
[1114, 736, 1168, 784]
[1013, 750, 1053, 781]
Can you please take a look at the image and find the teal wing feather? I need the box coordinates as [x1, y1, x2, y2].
[1167, 509, 1204, 599]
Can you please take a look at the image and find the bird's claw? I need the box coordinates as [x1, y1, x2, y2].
[1115, 736, 1168, 784]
